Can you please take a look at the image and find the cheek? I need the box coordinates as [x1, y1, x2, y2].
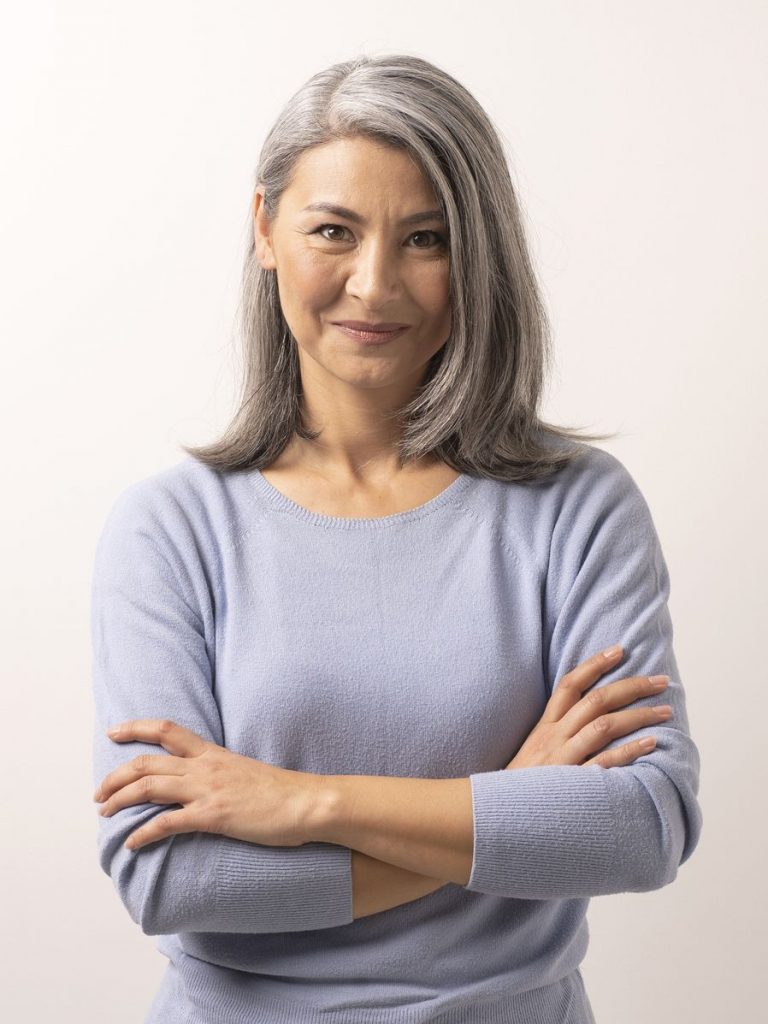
[422, 291, 452, 338]
[421, 272, 452, 345]
[412, 263, 451, 314]
[284, 251, 338, 309]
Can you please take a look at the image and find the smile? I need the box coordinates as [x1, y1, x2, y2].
[333, 324, 409, 344]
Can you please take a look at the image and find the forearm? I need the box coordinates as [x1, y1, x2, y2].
[351, 850, 449, 918]
[313, 774, 474, 885]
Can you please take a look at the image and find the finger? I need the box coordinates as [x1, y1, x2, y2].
[581, 736, 657, 768]
[94, 752, 186, 803]
[559, 674, 668, 739]
[124, 809, 198, 851]
[568, 705, 671, 763]
[542, 645, 624, 724]
[99, 774, 188, 819]
[104, 719, 210, 757]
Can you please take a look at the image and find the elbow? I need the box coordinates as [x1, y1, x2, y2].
[647, 796, 703, 893]
[136, 905, 171, 937]
[97, 823, 177, 936]
[617, 826, 682, 894]
[620, 771, 704, 894]
[124, 874, 170, 936]
[101, 862, 177, 937]
[638, 846, 681, 893]
[636, 834, 686, 893]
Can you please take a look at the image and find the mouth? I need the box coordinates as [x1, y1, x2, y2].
[332, 323, 410, 344]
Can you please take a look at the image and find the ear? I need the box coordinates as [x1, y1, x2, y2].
[252, 188, 277, 270]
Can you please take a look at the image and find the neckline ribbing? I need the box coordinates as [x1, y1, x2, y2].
[250, 468, 476, 530]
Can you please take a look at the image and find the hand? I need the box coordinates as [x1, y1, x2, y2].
[93, 719, 323, 851]
[506, 645, 672, 770]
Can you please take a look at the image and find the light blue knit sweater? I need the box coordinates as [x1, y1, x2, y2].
[90, 442, 702, 1023]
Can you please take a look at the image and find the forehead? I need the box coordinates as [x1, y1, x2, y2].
[284, 137, 439, 210]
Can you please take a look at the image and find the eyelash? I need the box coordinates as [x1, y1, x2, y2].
[309, 223, 448, 249]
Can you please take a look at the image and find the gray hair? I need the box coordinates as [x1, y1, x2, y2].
[183, 53, 618, 482]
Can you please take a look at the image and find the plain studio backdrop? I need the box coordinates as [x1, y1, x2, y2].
[1, 2, 765, 1020]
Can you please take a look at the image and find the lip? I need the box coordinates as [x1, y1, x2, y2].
[333, 320, 410, 331]
[333, 323, 409, 344]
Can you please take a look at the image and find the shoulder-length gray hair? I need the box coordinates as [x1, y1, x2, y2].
[183, 53, 617, 482]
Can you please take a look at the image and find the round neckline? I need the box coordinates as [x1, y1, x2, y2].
[250, 467, 475, 529]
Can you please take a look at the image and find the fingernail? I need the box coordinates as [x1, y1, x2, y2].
[602, 645, 622, 658]
[107, 725, 121, 736]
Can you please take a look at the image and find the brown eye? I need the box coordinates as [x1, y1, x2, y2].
[314, 224, 350, 242]
[410, 231, 447, 249]
[310, 224, 447, 249]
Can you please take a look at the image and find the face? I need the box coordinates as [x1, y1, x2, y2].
[252, 136, 452, 399]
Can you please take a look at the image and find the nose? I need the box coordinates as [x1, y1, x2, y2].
[344, 237, 403, 309]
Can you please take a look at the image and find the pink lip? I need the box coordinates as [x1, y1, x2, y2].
[333, 320, 410, 331]
[333, 323, 409, 344]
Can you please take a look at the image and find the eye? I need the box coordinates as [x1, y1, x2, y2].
[312, 224, 353, 242]
[409, 230, 447, 249]
[309, 224, 448, 249]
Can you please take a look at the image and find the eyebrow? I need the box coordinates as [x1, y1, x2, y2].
[300, 202, 445, 226]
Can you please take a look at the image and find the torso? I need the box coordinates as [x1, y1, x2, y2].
[260, 456, 463, 519]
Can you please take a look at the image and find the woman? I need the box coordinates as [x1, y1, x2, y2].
[91, 53, 702, 1023]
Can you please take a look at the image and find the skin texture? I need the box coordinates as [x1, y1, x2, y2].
[252, 134, 454, 495]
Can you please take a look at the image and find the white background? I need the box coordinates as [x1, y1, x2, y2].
[2, 1, 765, 1020]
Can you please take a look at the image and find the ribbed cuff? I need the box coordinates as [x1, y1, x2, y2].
[466, 765, 616, 899]
[214, 836, 353, 931]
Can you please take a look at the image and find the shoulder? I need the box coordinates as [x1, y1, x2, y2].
[471, 442, 658, 581]
[479, 441, 650, 534]
[103, 456, 216, 518]
[547, 443, 649, 516]
[100, 455, 251, 534]
[541, 443, 664, 584]
[95, 456, 243, 568]
[476, 441, 644, 513]
[92, 457, 249, 615]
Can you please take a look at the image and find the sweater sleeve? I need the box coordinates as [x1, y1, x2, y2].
[91, 481, 353, 935]
[464, 449, 703, 899]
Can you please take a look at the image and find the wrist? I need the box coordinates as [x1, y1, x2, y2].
[298, 772, 343, 845]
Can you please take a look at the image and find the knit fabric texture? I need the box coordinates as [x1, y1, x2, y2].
[91, 442, 702, 1023]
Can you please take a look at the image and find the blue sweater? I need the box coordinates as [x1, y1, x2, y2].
[90, 443, 702, 1023]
